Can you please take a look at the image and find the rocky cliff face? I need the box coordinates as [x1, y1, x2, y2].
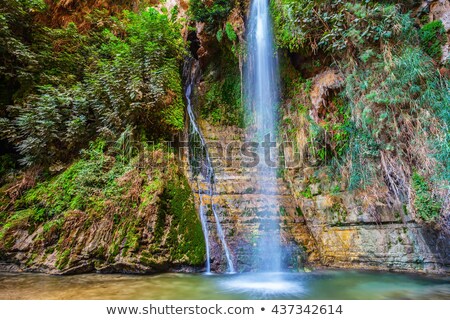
[285, 159, 450, 273]
[0, 149, 205, 274]
[280, 66, 450, 273]
[185, 119, 318, 272]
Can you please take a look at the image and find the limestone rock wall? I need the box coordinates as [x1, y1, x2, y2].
[0, 154, 206, 275]
[285, 166, 450, 273]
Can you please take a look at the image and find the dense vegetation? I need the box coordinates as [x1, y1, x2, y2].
[190, 0, 235, 33]
[272, 0, 449, 226]
[1, 0, 185, 167]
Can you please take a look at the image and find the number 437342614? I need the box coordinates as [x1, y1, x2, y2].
[271, 305, 343, 315]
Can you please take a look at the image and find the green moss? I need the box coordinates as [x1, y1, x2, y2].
[42, 218, 63, 235]
[139, 176, 163, 209]
[0, 209, 35, 241]
[201, 60, 244, 127]
[13, 141, 132, 227]
[157, 169, 206, 265]
[295, 207, 304, 217]
[2, 143, 206, 269]
[225, 22, 237, 42]
[56, 249, 71, 270]
[26, 253, 38, 267]
[402, 204, 408, 216]
[122, 221, 141, 256]
[45, 246, 55, 255]
[330, 185, 341, 194]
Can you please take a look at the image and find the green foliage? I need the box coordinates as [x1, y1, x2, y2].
[89, 9, 185, 134]
[300, 187, 313, 199]
[328, 97, 352, 158]
[0, 0, 46, 91]
[419, 20, 446, 61]
[200, 58, 244, 127]
[225, 22, 237, 42]
[346, 45, 450, 182]
[307, 95, 352, 164]
[35, 22, 90, 87]
[4, 85, 91, 165]
[331, 202, 347, 226]
[0, 208, 35, 241]
[216, 29, 224, 42]
[348, 130, 379, 190]
[17, 139, 129, 220]
[216, 22, 238, 45]
[271, 0, 407, 53]
[412, 173, 441, 221]
[56, 249, 71, 270]
[275, 1, 449, 218]
[189, 0, 235, 32]
[1, 8, 186, 166]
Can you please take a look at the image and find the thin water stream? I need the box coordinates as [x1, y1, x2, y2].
[185, 63, 235, 273]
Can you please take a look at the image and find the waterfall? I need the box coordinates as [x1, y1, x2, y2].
[245, 0, 281, 272]
[185, 62, 235, 273]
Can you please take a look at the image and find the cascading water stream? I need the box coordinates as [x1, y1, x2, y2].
[245, 0, 281, 272]
[197, 185, 211, 273]
[185, 64, 235, 273]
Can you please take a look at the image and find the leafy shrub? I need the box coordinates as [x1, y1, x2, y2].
[271, 0, 405, 53]
[0, 0, 46, 97]
[189, 0, 235, 32]
[4, 85, 91, 165]
[412, 173, 441, 221]
[419, 20, 446, 61]
[1, 8, 186, 166]
[225, 22, 237, 42]
[274, 0, 449, 225]
[339, 38, 450, 189]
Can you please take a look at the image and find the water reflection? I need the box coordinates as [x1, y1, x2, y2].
[0, 271, 449, 300]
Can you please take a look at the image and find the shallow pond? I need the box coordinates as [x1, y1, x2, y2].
[1, 270, 449, 300]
